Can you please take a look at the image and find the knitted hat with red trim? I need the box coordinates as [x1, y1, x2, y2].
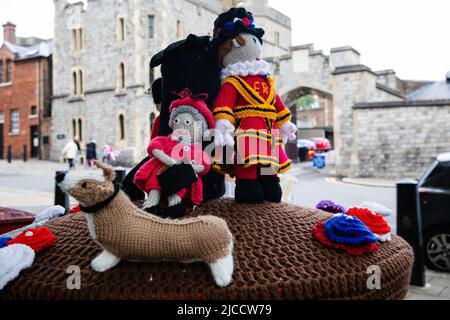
[347, 207, 392, 240]
[7, 227, 56, 253]
[169, 88, 215, 130]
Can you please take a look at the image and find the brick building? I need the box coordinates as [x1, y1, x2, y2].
[0, 22, 53, 160]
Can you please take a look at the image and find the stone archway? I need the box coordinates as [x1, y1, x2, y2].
[282, 86, 335, 147]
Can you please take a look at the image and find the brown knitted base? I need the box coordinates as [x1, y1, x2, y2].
[0, 198, 413, 300]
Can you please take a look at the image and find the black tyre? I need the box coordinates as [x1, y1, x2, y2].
[424, 226, 450, 272]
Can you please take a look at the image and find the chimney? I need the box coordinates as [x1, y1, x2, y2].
[3, 21, 16, 44]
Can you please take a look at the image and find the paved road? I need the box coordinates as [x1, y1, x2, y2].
[289, 163, 397, 231]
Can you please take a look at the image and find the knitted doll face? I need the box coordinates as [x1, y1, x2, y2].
[170, 110, 205, 144]
[222, 33, 262, 67]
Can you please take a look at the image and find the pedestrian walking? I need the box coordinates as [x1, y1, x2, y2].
[62, 138, 79, 170]
[85, 139, 97, 168]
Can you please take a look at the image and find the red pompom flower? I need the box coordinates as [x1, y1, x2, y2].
[7, 227, 56, 252]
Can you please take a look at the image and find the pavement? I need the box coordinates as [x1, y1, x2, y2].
[0, 158, 449, 299]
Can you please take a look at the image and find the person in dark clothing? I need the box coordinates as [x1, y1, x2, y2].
[85, 139, 97, 168]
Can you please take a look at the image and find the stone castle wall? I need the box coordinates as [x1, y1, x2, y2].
[351, 100, 450, 180]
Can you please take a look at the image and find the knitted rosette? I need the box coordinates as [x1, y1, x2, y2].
[7, 227, 56, 253]
[347, 207, 392, 242]
[323, 214, 378, 245]
[315, 200, 346, 214]
[0, 237, 12, 249]
[312, 222, 378, 256]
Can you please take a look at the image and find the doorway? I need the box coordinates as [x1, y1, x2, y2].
[30, 125, 39, 158]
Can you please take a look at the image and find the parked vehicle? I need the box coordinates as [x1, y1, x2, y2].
[297, 139, 316, 161]
[418, 152, 450, 272]
[310, 137, 332, 152]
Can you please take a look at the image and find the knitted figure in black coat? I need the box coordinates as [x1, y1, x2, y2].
[121, 34, 225, 205]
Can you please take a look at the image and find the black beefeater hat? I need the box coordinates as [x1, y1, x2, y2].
[212, 7, 264, 47]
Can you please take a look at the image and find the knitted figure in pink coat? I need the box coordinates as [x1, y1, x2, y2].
[134, 88, 214, 218]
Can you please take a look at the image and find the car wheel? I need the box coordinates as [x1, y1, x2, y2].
[424, 226, 450, 272]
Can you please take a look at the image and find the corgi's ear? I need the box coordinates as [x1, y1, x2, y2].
[94, 161, 116, 181]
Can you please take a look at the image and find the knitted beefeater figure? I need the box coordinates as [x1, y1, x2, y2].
[134, 89, 213, 218]
[212, 7, 297, 204]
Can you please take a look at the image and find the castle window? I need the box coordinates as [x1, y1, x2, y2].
[118, 114, 125, 140]
[10, 109, 19, 134]
[149, 112, 155, 135]
[0, 60, 3, 82]
[6, 60, 12, 82]
[78, 69, 84, 94]
[176, 20, 182, 39]
[71, 28, 83, 52]
[118, 62, 125, 89]
[78, 118, 83, 141]
[148, 15, 155, 39]
[72, 71, 77, 95]
[118, 17, 125, 42]
[72, 119, 77, 138]
[149, 67, 154, 86]
[274, 32, 280, 46]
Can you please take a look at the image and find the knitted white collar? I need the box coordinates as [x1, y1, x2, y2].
[221, 59, 270, 79]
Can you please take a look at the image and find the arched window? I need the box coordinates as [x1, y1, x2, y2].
[78, 70, 83, 94]
[78, 118, 83, 141]
[119, 114, 125, 140]
[119, 62, 125, 89]
[149, 112, 156, 135]
[72, 119, 77, 138]
[72, 71, 77, 95]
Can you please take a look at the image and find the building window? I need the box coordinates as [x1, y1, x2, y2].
[71, 28, 83, 52]
[78, 70, 83, 94]
[72, 71, 77, 95]
[118, 114, 125, 140]
[149, 67, 154, 86]
[149, 112, 155, 135]
[10, 109, 19, 134]
[118, 17, 125, 42]
[30, 106, 37, 116]
[0, 60, 3, 82]
[118, 62, 125, 89]
[6, 60, 12, 82]
[176, 20, 182, 39]
[148, 15, 155, 39]
[0, 111, 4, 124]
[274, 31, 280, 46]
[78, 118, 83, 141]
[72, 119, 77, 139]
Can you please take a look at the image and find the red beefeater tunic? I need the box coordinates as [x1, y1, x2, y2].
[213, 74, 292, 175]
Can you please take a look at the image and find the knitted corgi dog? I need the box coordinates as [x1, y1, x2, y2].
[56, 161, 234, 287]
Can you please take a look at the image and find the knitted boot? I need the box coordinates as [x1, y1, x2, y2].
[235, 179, 264, 204]
[258, 175, 282, 203]
[163, 202, 186, 219]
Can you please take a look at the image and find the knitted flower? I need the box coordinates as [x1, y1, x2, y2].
[323, 214, 377, 245]
[0, 237, 12, 249]
[347, 207, 392, 242]
[312, 222, 378, 256]
[7, 227, 56, 253]
[316, 200, 346, 214]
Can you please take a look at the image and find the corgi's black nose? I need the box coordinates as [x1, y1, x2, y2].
[55, 172, 66, 183]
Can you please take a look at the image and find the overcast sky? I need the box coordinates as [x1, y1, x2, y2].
[1, 0, 449, 80]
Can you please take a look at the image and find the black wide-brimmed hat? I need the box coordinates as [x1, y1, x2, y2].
[212, 7, 265, 47]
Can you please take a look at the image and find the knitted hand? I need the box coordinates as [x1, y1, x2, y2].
[152, 149, 178, 167]
[214, 119, 235, 147]
[280, 121, 297, 143]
